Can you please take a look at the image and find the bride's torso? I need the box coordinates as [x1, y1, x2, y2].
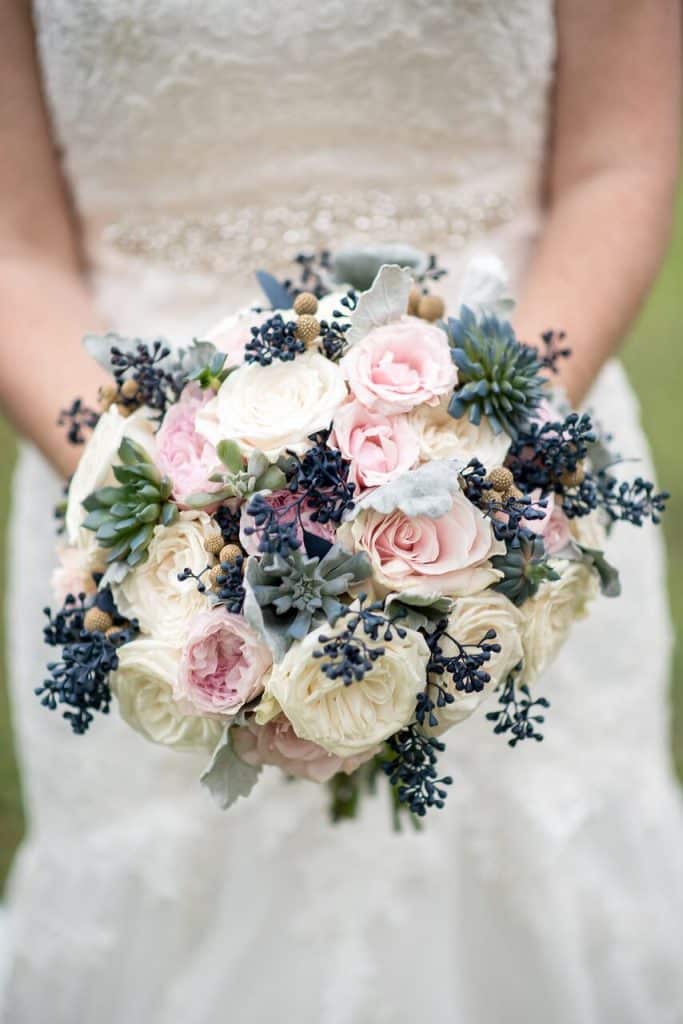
[32, 0, 555, 336]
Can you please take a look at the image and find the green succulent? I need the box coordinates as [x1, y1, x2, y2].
[82, 438, 178, 567]
[188, 348, 232, 391]
[246, 545, 371, 645]
[185, 441, 286, 509]
[447, 306, 547, 438]
[491, 535, 560, 606]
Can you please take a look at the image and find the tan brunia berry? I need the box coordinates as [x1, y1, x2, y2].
[204, 533, 224, 556]
[407, 286, 422, 316]
[83, 608, 114, 634]
[486, 466, 514, 494]
[417, 293, 445, 322]
[293, 291, 318, 316]
[560, 463, 586, 488]
[219, 543, 243, 565]
[120, 377, 140, 399]
[98, 384, 118, 410]
[209, 564, 225, 589]
[486, 489, 505, 505]
[295, 315, 321, 345]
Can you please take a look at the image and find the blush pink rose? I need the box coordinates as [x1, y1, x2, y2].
[175, 609, 272, 716]
[232, 716, 379, 783]
[51, 546, 97, 605]
[344, 488, 503, 597]
[156, 384, 221, 504]
[239, 489, 337, 556]
[331, 400, 419, 493]
[526, 490, 572, 555]
[340, 316, 457, 414]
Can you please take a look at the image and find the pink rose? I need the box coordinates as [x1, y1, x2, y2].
[51, 545, 97, 605]
[340, 316, 457, 414]
[175, 609, 272, 716]
[343, 488, 503, 597]
[156, 384, 221, 504]
[232, 716, 379, 784]
[526, 490, 571, 555]
[207, 309, 271, 367]
[239, 489, 337, 556]
[331, 400, 419, 493]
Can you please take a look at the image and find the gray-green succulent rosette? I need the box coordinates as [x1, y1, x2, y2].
[40, 247, 668, 825]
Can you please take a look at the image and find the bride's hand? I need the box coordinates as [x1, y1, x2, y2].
[0, 1, 108, 478]
[513, 0, 681, 407]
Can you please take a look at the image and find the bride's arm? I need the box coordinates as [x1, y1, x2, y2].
[0, 0, 107, 477]
[514, 0, 681, 405]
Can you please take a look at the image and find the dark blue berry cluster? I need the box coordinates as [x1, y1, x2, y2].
[111, 340, 183, 415]
[36, 589, 137, 735]
[486, 675, 550, 747]
[314, 597, 407, 685]
[58, 398, 100, 445]
[382, 726, 453, 817]
[244, 314, 305, 365]
[416, 620, 501, 729]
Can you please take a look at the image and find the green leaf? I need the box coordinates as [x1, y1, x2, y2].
[96, 521, 125, 542]
[118, 437, 150, 467]
[106, 536, 134, 563]
[125, 547, 149, 568]
[216, 439, 244, 474]
[129, 522, 155, 552]
[257, 465, 287, 492]
[139, 503, 161, 523]
[200, 726, 262, 810]
[161, 502, 179, 526]
[82, 509, 111, 531]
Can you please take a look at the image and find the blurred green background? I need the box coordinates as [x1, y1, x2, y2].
[0, 192, 682, 894]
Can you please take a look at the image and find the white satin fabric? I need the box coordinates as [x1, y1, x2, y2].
[2, 2, 682, 1021]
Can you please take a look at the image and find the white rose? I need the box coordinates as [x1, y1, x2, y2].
[408, 401, 510, 470]
[111, 637, 222, 751]
[195, 350, 348, 458]
[65, 406, 156, 545]
[112, 511, 213, 645]
[425, 591, 524, 735]
[520, 563, 598, 682]
[265, 624, 430, 757]
[569, 509, 608, 551]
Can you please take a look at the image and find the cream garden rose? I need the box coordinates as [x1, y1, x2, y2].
[426, 591, 524, 734]
[111, 638, 222, 751]
[408, 401, 511, 470]
[195, 350, 347, 458]
[520, 563, 598, 682]
[264, 624, 430, 757]
[112, 510, 214, 645]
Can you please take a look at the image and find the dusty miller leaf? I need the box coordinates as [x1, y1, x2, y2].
[554, 539, 621, 598]
[346, 264, 413, 346]
[355, 459, 466, 518]
[200, 725, 262, 810]
[455, 253, 514, 318]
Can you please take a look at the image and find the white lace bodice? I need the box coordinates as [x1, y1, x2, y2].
[32, 0, 555, 331]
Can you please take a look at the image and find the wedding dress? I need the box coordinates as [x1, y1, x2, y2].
[3, 2, 682, 1021]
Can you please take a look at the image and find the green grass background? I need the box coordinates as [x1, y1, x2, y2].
[0, 193, 681, 892]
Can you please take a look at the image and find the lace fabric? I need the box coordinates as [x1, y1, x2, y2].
[2, 2, 682, 1021]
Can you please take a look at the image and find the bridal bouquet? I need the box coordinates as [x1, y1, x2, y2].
[41, 247, 667, 822]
